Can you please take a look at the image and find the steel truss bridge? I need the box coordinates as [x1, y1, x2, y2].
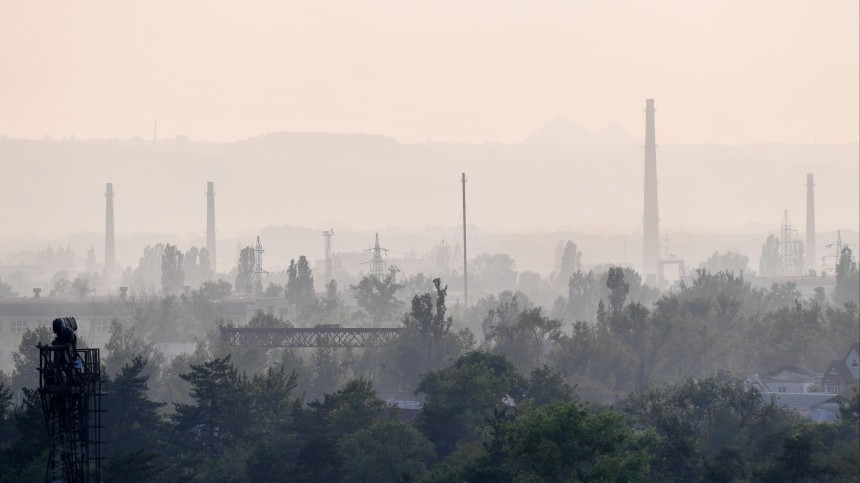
[220, 326, 402, 348]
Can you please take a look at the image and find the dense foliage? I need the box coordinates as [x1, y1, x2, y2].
[0, 245, 858, 481]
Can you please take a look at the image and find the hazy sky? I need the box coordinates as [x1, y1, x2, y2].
[1, 1, 857, 144]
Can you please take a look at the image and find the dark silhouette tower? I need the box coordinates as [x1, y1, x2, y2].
[206, 182, 216, 272]
[105, 183, 116, 276]
[806, 173, 816, 273]
[643, 99, 660, 281]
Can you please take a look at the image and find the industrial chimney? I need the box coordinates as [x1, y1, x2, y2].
[806, 173, 816, 273]
[105, 183, 116, 277]
[206, 181, 216, 272]
[643, 99, 660, 282]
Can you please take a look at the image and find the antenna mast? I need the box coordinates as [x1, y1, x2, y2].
[462, 173, 468, 308]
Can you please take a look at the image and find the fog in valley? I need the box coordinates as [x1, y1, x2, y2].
[1, 2, 858, 482]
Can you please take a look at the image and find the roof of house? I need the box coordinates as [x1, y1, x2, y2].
[767, 392, 846, 409]
[822, 360, 855, 385]
[763, 365, 821, 381]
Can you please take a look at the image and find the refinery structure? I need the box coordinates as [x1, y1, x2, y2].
[0, 99, 851, 374]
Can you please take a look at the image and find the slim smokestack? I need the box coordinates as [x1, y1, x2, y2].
[105, 183, 116, 276]
[806, 173, 816, 272]
[462, 173, 468, 308]
[206, 182, 216, 272]
[643, 99, 660, 281]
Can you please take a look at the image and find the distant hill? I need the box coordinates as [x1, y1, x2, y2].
[523, 117, 592, 144]
[522, 117, 639, 146]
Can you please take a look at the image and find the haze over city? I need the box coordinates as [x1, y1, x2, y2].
[1, 1, 857, 260]
[0, 3, 858, 482]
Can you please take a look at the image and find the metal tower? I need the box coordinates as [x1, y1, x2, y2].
[104, 183, 116, 278]
[806, 174, 816, 273]
[462, 173, 469, 308]
[323, 229, 334, 285]
[780, 211, 804, 276]
[253, 236, 265, 296]
[38, 317, 103, 483]
[206, 182, 217, 272]
[643, 99, 661, 282]
[365, 233, 388, 279]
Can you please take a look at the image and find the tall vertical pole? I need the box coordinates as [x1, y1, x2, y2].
[643, 99, 660, 283]
[323, 229, 334, 285]
[206, 182, 217, 272]
[805, 173, 816, 273]
[105, 183, 116, 278]
[462, 173, 468, 308]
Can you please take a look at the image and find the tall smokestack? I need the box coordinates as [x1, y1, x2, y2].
[206, 181, 216, 272]
[806, 173, 815, 273]
[105, 183, 116, 276]
[643, 99, 660, 281]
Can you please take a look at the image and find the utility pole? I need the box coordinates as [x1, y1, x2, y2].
[206, 182, 216, 272]
[104, 183, 116, 280]
[323, 229, 334, 285]
[806, 174, 816, 273]
[462, 173, 468, 308]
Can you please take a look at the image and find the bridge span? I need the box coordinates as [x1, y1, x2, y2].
[219, 326, 402, 348]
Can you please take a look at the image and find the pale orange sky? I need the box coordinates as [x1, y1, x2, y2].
[1, 0, 858, 144]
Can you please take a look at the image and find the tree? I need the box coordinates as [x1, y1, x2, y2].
[700, 251, 750, 275]
[199, 279, 232, 301]
[833, 246, 860, 306]
[0, 374, 12, 439]
[161, 244, 185, 294]
[11, 326, 54, 397]
[50, 277, 72, 296]
[0, 277, 13, 297]
[567, 270, 601, 323]
[263, 282, 285, 297]
[286, 256, 315, 311]
[554, 240, 583, 290]
[247, 309, 290, 329]
[415, 351, 525, 456]
[103, 356, 166, 453]
[103, 319, 164, 378]
[471, 253, 518, 295]
[488, 306, 562, 372]
[235, 246, 256, 295]
[503, 402, 652, 482]
[351, 274, 403, 327]
[622, 376, 796, 481]
[606, 266, 629, 315]
[339, 420, 436, 483]
[294, 379, 387, 480]
[250, 365, 298, 431]
[172, 356, 252, 461]
[402, 278, 455, 369]
[127, 243, 166, 291]
[1, 389, 50, 479]
[103, 449, 165, 483]
[522, 365, 576, 407]
[71, 276, 92, 297]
